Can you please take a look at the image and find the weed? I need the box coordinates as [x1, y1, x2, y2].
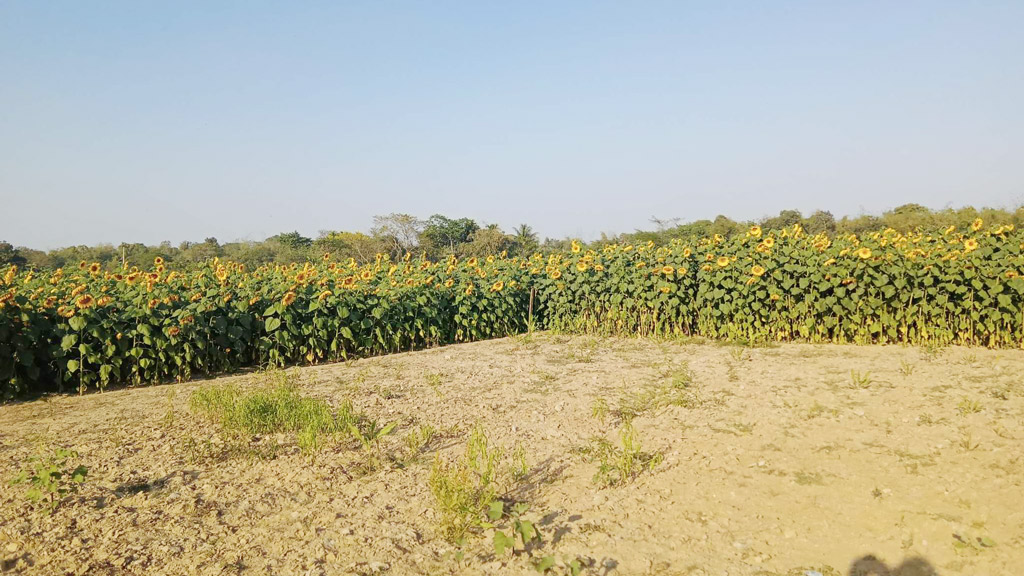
[850, 370, 873, 389]
[728, 347, 747, 362]
[190, 371, 357, 454]
[9, 447, 88, 514]
[590, 398, 609, 424]
[489, 501, 542, 556]
[615, 365, 699, 422]
[899, 360, 916, 377]
[511, 440, 529, 482]
[425, 372, 444, 398]
[958, 428, 979, 452]
[957, 397, 983, 416]
[160, 389, 176, 428]
[404, 423, 438, 456]
[806, 401, 838, 420]
[429, 424, 504, 541]
[577, 423, 662, 488]
[349, 418, 398, 470]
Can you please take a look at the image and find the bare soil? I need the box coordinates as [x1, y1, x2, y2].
[1, 334, 1022, 575]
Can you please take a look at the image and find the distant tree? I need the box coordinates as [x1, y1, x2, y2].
[760, 209, 803, 231]
[371, 213, 423, 259]
[314, 231, 383, 262]
[802, 210, 837, 235]
[510, 224, 539, 256]
[464, 225, 513, 256]
[420, 215, 479, 256]
[0, 241, 26, 266]
[269, 231, 313, 249]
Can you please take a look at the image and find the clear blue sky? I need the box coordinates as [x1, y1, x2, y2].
[2, 1, 1022, 249]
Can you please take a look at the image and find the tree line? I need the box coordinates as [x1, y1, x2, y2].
[2, 203, 1022, 270]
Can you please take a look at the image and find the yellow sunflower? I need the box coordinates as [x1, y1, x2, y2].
[751, 265, 766, 277]
[963, 238, 979, 252]
[74, 294, 95, 309]
[282, 291, 296, 307]
[716, 256, 730, 267]
[971, 218, 983, 231]
[490, 280, 505, 292]
[749, 225, 762, 238]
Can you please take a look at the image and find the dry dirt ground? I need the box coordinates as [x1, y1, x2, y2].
[1, 334, 1022, 576]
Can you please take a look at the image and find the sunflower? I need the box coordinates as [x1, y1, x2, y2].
[318, 290, 332, 300]
[360, 270, 373, 280]
[490, 280, 505, 292]
[661, 265, 674, 276]
[660, 286, 671, 293]
[464, 284, 474, 296]
[74, 294, 95, 309]
[444, 278, 454, 288]
[88, 263, 101, 274]
[751, 265, 766, 277]
[322, 252, 331, 261]
[550, 269, 562, 279]
[167, 326, 181, 337]
[466, 257, 478, 267]
[571, 241, 581, 254]
[749, 225, 762, 238]
[763, 237, 775, 248]
[770, 293, 781, 301]
[971, 218, 983, 231]
[78, 260, 88, 270]
[963, 238, 979, 252]
[716, 256, 730, 267]
[282, 291, 296, 307]
[154, 256, 164, 266]
[856, 247, 872, 259]
[148, 298, 160, 309]
[576, 262, 588, 272]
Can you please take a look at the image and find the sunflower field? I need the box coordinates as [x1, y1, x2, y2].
[3, 220, 1024, 398]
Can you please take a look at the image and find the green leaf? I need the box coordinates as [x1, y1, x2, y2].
[66, 360, 80, 373]
[265, 317, 282, 332]
[493, 531, 513, 555]
[487, 501, 504, 521]
[533, 556, 556, 572]
[68, 317, 87, 331]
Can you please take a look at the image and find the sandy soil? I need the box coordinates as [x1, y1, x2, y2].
[1, 334, 1022, 576]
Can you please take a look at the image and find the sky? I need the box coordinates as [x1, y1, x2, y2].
[1, 1, 1023, 249]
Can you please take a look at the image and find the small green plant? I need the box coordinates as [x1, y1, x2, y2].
[349, 418, 398, 470]
[429, 424, 504, 541]
[404, 423, 437, 456]
[957, 397, 983, 416]
[850, 369, 873, 388]
[490, 501, 541, 556]
[190, 372, 357, 454]
[590, 398, 609, 424]
[10, 447, 88, 514]
[577, 423, 662, 488]
[512, 440, 529, 482]
[425, 372, 444, 398]
[728, 347, 747, 362]
[899, 360, 916, 377]
[160, 389, 176, 428]
[615, 365, 700, 422]
[958, 428, 979, 452]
